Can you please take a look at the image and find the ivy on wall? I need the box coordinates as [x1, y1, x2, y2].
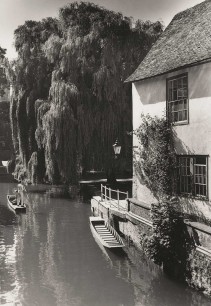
[134, 114, 194, 280]
[134, 114, 176, 199]
[150, 200, 193, 280]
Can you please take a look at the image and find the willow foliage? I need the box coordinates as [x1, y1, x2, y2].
[40, 81, 79, 183]
[12, 2, 163, 184]
[0, 47, 9, 97]
[12, 18, 60, 182]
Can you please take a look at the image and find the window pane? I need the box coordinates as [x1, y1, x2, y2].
[204, 186, 207, 196]
[171, 101, 177, 111]
[167, 75, 188, 123]
[187, 177, 192, 193]
[178, 78, 182, 87]
[190, 158, 194, 174]
[173, 80, 178, 90]
[181, 110, 186, 121]
[195, 157, 206, 165]
[182, 110, 187, 121]
[179, 111, 186, 121]
[193, 157, 207, 197]
[174, 112, 178, 122]
[183, 77, 187, 85]
[195, 185, 199, 195]
[178, 157, 192, 195]
[173, 90, 177, 101]
[178, 101, 183, 110]
[178, 156, 207, 198]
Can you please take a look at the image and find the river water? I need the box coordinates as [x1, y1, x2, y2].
[0, 182, 211, 306]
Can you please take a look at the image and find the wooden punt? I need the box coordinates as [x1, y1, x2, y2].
[89, 216, 124, 248]
[7, 195, 26, 213]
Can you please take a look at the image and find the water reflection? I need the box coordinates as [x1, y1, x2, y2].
[0, 183, 210, 306]
[98, 246, 211, 306]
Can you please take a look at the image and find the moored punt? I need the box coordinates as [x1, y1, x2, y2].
[7, 195, 26, 213]
[89, 216, 124, 248]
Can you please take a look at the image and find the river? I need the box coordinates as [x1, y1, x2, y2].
[0, 182, 211, 306]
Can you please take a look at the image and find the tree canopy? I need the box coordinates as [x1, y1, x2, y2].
[11, 2, 163, 184]
[0, 47, 9, 98]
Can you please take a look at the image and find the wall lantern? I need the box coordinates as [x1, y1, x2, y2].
[113, 139, 121, 158]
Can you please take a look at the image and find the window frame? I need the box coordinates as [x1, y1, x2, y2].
[166, 73, 189, 125]
[177, 155, 209, 200]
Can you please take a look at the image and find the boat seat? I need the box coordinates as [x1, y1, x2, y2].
[99, 233, 114, 236]
[99, 234, 113, 236]
[100, 234, 114, 237]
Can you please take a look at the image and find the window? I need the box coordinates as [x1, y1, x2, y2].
[178, 156, 208, 198]
[167, 74, 188, 124]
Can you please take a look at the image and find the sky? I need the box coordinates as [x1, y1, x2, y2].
[0, 0, 204, 60]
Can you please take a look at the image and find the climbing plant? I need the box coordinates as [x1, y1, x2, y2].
[150, 200, 192, 280]
[134, 114, 176, 199]
[139, 199, 193, 281]
[135, 114, 194, 280]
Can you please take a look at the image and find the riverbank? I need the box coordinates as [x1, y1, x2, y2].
[91, 193, 211, 299]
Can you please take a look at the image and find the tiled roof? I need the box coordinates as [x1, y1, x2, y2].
[126, 0, 211, 82]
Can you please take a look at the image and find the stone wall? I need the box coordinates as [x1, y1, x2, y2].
[91, 196, 211, 297]
[128, 198, 151, 221]
[187, 250, 211, 296]
[118, 218, 152, 249]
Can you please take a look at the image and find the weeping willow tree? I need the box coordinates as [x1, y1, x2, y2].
[11, 18, 60, 182]
[12, 2, 163, 184]
[38, 2, 163, 184]
[0, 47, 10, 97]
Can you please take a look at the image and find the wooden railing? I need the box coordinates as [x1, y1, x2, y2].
[100, 184, 129, 211]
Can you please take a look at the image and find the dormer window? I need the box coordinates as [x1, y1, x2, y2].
[167, 73, 188, 124]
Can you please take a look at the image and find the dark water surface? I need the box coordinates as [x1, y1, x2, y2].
[0, 182, 211, 306]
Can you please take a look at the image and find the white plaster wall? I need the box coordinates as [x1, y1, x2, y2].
[132, 62, 211, 216]
[132, 75, 166, 204]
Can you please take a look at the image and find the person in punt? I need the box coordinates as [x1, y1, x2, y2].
[13, 184, 25, 206]
[12, 189, 18, 205]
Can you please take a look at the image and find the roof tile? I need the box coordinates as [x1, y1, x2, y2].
[126, 0, 211, 82]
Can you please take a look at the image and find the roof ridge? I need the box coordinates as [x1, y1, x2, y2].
[173, 0, 210, 21]
[126, 0, 211, 83]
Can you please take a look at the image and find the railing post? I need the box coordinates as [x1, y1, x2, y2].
[104, 186, 107, 201]
[126, 191, 129, 211]
[117, 189, 119, 210]
[101, 184, 103, 201]
[109, 188, 111, 201]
